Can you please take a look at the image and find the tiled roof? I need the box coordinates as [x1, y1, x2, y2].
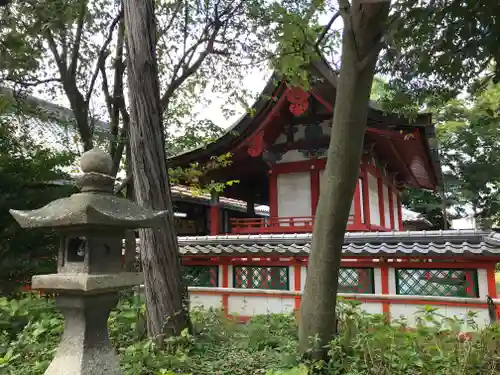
[177, 230, 500, 257]
[171, 185, 268, 215]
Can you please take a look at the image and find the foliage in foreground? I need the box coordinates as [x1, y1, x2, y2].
[2, 294, 500, 374]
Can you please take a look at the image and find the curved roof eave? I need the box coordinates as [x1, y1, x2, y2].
[167, 73, 280, 167]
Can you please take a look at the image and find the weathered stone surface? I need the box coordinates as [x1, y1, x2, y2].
[9, 192, 166, 229]
[32, 273, 143, 293]
[9, 147, 167, 230]
[43, 293, 122, 375]
[9, 147, 160, 375]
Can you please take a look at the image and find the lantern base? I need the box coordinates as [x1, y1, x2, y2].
[44, 293, 122, 375]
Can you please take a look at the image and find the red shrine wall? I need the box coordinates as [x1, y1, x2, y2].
[269, 158, 403, 232]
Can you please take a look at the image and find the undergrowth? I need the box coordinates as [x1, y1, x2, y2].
[1, 293, 500, 374]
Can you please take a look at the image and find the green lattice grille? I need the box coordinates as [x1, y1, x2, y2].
[396, 269, 478, 298]
[183, 266, 218, 287]
[234, 266, 289, 290]
[338, 268, 374, 294]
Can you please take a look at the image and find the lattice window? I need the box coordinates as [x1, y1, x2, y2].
[183, 265, 218, 287]
[338, 268, 374, 294]
[396, 269, 478, 298]
[234, 266, 289, 290]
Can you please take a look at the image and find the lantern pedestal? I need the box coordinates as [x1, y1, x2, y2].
[44, 293, 121, 375]
[9, 148, 167, 375]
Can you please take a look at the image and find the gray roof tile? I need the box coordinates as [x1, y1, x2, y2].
[177, 230, 500, 257]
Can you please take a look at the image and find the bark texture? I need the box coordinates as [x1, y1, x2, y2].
[298, 0, 391, 357]
[124, 0, 189, 338]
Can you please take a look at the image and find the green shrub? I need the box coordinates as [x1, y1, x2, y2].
[2, 294, 500, 374]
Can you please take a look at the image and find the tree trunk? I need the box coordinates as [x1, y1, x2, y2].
[298, 0, 391, 358]
[124, 0, 189, 338]
[123, 143, 137, 271]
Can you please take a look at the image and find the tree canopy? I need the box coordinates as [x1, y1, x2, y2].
[0, 96, 75, 295]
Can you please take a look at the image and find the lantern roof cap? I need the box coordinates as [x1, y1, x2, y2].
[10, 148, 167, 230]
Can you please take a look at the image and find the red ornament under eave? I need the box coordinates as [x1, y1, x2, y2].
[289, 102, 309, 116]
[247, 132, 265, 157]
[285, 87, 310, 116]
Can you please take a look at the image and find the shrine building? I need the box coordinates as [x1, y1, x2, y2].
[167, 58, 500, 329]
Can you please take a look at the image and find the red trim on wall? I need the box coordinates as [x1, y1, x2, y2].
[361, 165, 371, 226]
[294, 262, 302, 318]
[381, 265, 390, 317]
[269, 172, 278, 217]
[222, 264, 229, 313]
[377, 177, 386, 228]
[487, 265, 497, 298]
[210, 205, 220, 235]
[310, 169, 320, 216]
[353, 180, 362, 225]
[397, 194, 403, 230]
[388, 186, 395, 229]
[272, 159, 327, 175]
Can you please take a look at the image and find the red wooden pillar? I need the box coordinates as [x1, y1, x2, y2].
[380, 262, 390, 319]
[222, 263, 229, 315]
[310, 168, 320, 216]
[361, 164, 371, 227]
[353, 178, 362, 226]
[210, 190, 221, 235]
[293, 258, 302, 319]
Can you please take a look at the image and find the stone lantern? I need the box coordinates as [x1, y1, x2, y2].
[10, 147, 166, 375]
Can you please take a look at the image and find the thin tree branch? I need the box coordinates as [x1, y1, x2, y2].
[85, 7, 123, 104]
[6, 77, 61, 87]
[45, 29, 67, 74]
[69, 0, 88, 77]
[316, 11, 341, 47]
[160, 27, 219, 111]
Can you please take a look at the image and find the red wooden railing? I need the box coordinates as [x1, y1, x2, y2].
[230, 214, 359, 234]
[231, 216, 314, 234]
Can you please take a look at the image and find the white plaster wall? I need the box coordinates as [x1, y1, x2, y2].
[278, 150, 308, 163]
[388, 268, 397, 294]
[477, 269, 488, 298]
[190, 293, 223, 311]
[301, 265, 307, 291]
[227, 295, 295, 316]
[390, 304, 490, 330]
[358, 302, 383, 315]
[392, 191, 400, 229]
[277, 172, 311, 219]
[289, 266, 296, 291]
[373, 268, 383, 294]
[368, 173, 380, 226]
[383, 185, 391, 229]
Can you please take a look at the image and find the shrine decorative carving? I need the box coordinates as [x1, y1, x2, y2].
[285, 87, 310, 116]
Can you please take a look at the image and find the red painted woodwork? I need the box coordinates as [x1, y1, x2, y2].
[210, 205, 220, 235]
[231, 216, 314, 234]
[380, 262, 390, 316]
[285, 87, 310, 116]
[354, 179, 362, 225]
[247, 131, 265, 157]
[271, 159, 327, 174]
[361, 165, 371, 226]
[310, 169, 320, 216]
